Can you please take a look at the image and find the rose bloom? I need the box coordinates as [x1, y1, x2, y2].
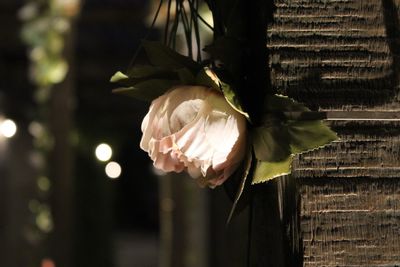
[140, 86, 247, 188]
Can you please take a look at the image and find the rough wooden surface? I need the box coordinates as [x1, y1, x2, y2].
[293, 121, 400, 179]
[268, 0, 398, 109]
[300, 178, 400, 266]
[268, 0, 400, 266]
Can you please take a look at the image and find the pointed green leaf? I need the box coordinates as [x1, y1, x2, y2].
[264, 94, 309, 113]
[220, 81, 250, 120]
[252, 125, 291, 162]
[288, 120, 338, 154]
[226, 150, 252, 224]
[264, 95, 326, 121]
[197, 67, 249, 119]
[142, 40, 201, 72]
[111, 67, 179, 87]
[110, 71, 129, 83]
[252, 156, 293, 184]
[112, 79, 180, 101]
[195, 68, 220, 91]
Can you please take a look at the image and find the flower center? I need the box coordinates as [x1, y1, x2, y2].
[169, 99, 203, 133]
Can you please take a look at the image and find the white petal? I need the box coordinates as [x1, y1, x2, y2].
[153, 152, 184, 173]
[140, 94, 167, 151]
[149, 138, 185, 173]
[174, 117, 214, 174]
[169, 99, 202, 133]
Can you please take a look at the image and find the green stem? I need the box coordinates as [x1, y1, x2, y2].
[128, 0, 164, 69]
[164, 0, 172, 45]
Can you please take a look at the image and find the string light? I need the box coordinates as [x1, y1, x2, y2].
[105, 161, 122, 179]
[95, 143, 112, 162]
[0, 119, 17, 138]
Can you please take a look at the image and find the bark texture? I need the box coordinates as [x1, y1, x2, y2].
[268, 0, 400, 266]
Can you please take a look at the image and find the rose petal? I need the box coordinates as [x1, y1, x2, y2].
[150, 138, 185, 173]
[153, 152, 184, 173]
[169, 99, 202, 133]
[139, 85, 247, 187]
[174, 116, 214, 175]
[140, 94, 167, 151]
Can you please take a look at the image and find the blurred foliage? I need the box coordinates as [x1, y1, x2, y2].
[19, 0, 80, 264]
[20, 0, 80, 93]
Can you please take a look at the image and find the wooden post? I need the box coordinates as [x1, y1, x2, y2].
[267, 0, 400, 266]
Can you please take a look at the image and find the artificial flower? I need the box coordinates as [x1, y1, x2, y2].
[140, 85, 247, 188]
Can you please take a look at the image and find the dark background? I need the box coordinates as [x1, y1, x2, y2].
[1, 0, 160, 266]
[4, 1, 399, 266]
[0, 1, 245, 266]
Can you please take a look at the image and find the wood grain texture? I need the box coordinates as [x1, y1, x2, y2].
[300, 178, 400, 266]
[268, 0, 399, 109]
[293, 121, 400, 179]
[292, 122, 400, 266]
[267, 0, 400, 266]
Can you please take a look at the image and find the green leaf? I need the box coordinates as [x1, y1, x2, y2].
[263, 95, 326, 120]
[110, 66, 180, 91]
[252, 156, 293, 185]
[249, 94, 338, 184]
[220, 81, 250, 120]
[196, 67, 249, 120]
[195, 68, 220, 91]
[225, 147, 253, 224]
[112, 79, 180, 101]
[252, 125, 291, 162]
[264, 94, 309, 113]
[142, 40, 201, 72]
[110, 71, 129, 83]
[259, 94, 337, 154]
[288, 120, 338, 154]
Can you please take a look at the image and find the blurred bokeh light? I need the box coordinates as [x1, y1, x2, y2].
[95, 143, 112, 162]
[0, 119, 17, 138]
[105, 161, 121, 179]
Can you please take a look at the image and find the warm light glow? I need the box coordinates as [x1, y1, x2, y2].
[0, 119, 17, 138]
[41, 258, 56, 267]
[95, 143, 112, 162]
[105, 161, 121, 179]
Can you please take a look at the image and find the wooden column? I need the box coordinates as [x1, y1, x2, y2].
[267, 0, 400, 266]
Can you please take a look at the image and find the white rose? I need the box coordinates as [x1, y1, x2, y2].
[140, 85, 247, 188]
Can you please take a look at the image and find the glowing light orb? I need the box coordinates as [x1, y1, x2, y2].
[0, 119, 17, 138]
[105, 161, 121, 179]
[95, 143, 112, 162]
